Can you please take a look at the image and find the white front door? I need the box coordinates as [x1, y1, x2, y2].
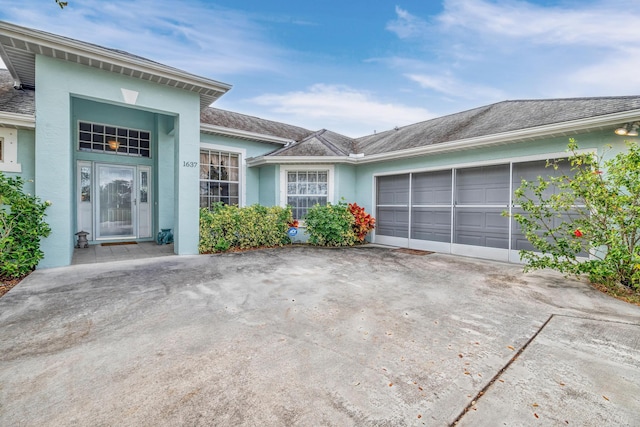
[77, 162, 152, 240]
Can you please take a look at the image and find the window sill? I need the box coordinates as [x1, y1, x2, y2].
[0, 162, 21, 173]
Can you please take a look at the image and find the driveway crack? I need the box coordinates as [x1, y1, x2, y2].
[449, 314, 555, 426]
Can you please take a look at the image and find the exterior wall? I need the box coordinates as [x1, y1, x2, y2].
[200, 133, 280, 206]
[157, 115, 175, 232]
[258, 164, 278, 206]
[35, 55, 202, 267]
[334, 164, 357, 203]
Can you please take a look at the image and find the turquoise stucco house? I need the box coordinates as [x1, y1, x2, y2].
[1, 21, 639, 268]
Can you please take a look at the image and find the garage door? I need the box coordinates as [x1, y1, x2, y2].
[375, 158, 580, 262]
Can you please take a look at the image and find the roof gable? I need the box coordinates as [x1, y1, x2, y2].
[0, 21, 231, 109]
[267, 129, 356, 157]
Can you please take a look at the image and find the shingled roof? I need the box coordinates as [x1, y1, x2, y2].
[267, 129, 357, 156]
[0, 69, 34, 116]
[200, 107, 313, 142]
[356, 97, 640, 155]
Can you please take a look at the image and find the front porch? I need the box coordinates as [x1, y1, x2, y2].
[71, 241, 175, 265]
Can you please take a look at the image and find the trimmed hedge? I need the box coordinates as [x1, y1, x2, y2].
[0, 172, 51, 278]
[199, 203, 293, 253]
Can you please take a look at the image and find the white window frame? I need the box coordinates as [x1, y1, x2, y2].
[280, 165, 335, 220]
[0, 128, 21, 172]
[199, 142, 246, 207]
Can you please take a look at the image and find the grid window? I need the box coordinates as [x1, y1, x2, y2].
[287, 171, 328, 219]
[199, 149, 240, 208]
[78, 121, 151, 158]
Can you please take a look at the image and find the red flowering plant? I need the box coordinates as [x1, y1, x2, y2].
[348, 202, 376, 243]
[509, 139, 640, 291]
[288, 219, 299, 228]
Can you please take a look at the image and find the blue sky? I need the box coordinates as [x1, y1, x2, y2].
[1, 0, 640, 136]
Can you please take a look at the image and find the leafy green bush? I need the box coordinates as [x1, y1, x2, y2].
[0, 172, 51, 278]
[304, 201, 357, 246]
[510, 139, 640, 291]
[199, 203, 292, 253]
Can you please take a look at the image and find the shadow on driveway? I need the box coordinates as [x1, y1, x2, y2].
[1, 246, 639, 426]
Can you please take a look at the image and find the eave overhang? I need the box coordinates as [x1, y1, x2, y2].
[247, 109, 640, 167]
[0, 21, 232, 109]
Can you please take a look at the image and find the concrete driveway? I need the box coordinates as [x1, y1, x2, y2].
[1, 246, 639, 426]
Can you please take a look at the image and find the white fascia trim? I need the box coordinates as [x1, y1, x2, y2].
[0, 112, 35, 129]
[247, 155, 356, 167]
[358, 110, 640, 165]
[200, 123, 293, 145]
[0, 22, 232, 95]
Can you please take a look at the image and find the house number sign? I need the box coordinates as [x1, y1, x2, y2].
[183, 161, 198, 168]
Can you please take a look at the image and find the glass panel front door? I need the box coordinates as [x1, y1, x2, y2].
[97, 165, 135, 238]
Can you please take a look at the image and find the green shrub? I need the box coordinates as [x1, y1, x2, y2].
[199, 203, 292, 253]
[0, 172, 51, 278]
[509, 139, 640, 291]
[304, 201, 357, 246]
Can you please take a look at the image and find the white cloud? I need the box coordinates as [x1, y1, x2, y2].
[249, 84, 434, 137]
[438, 0, 640, 47]
[384, 1, 640, 104]
[405, 73, 505, 100]
[386, 6, 429, 39]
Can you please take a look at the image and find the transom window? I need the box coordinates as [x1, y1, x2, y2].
[287, 171, 328, 219]
[78, 121, 151, 158]
[200, 149, 240, 208]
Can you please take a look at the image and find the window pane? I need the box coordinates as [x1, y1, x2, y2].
[298, 182, 307, 194]
[288, 172, 297, 183]
[199, 149, 241, 209]
[78, 122, 151, 158]
[229, 167, 239, 182]
[81, 166, 91, 202]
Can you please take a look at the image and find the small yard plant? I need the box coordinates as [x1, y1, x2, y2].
[199, 203, 293, 253]
[510, 139, 640, 295]
[349, 202, 376, 243]
[0, 172, 51, 279]
[305, 201, 375, 246]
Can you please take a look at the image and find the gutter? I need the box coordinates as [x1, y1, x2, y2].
[0, 112, 35, 129]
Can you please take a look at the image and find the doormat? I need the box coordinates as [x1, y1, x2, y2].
[101, 242, 138, 246]
[394, 248, 434, 256]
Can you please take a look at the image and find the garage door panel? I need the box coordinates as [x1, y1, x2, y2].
[378, 174, 410, 205]
[457, 165, 510, 205]
[454, 209, 509, 249]
[411, 208, 451, 242]
[376, 207, 409, 238]
[412, 170, 452, 204]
